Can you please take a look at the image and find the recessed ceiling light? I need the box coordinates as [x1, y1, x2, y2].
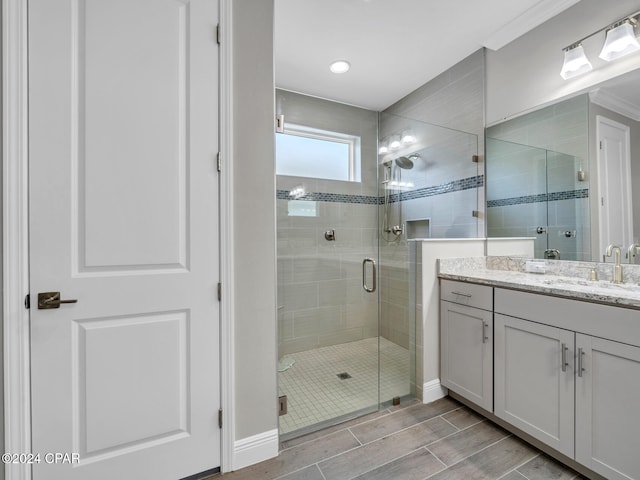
[329, 60, 351, 74]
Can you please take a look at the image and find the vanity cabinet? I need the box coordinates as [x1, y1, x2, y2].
[574, 334, 640, 480]
[440, 279, 493, 412]
[494, 288, 640, 480]
[494, 314, 575, 457]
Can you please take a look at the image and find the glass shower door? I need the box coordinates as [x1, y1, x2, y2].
[275, 89, 380, 439]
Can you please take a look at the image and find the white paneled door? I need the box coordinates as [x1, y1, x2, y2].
[28, 1, 221, 479]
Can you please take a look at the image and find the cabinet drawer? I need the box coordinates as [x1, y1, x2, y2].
[495, 288, 640, 346]
[441, 279, 492, 311]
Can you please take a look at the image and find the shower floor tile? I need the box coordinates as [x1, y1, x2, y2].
[278, 337, 410, 436]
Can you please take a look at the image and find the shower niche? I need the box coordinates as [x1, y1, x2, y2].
[405, 219, 431, 240]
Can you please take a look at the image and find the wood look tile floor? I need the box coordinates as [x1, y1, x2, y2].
[209, 397, 588, 480]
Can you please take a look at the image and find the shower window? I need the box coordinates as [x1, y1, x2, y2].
[276, 124, 361, 181]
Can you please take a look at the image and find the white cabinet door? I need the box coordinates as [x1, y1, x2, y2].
[441, 301, 493, 411]
[29, 1, 220, 479]
[575, 334, 640, 480]
[494, 314, 574, 457]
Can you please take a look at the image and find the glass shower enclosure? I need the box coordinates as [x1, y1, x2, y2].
[275, 91, 480, 440]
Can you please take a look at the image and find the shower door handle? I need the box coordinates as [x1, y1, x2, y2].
[362, 258, 377, 293]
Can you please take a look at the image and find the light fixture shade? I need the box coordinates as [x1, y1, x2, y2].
[378, 145, 388, 154]
[389, 135, 401, 150]
[599, 22, 640, 61]
[401, 130, 415, 144]
[560, 45, 593, 80]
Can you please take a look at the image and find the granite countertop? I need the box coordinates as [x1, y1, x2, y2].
[438, 256, 640, 310]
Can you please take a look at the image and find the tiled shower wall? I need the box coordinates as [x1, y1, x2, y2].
[486, 95, 591, 261]
[276, 90, 379, 356]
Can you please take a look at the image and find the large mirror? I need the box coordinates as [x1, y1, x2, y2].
[486, 67, 640, 263]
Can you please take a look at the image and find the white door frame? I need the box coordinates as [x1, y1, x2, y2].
[2, 0, 236, 478]
[595, 115, 634, 259]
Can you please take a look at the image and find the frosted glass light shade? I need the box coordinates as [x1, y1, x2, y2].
[560, 45, 593, 79]
[401, 130, 415, 144]
[599, 22, 640, 61]
[389, 135, 401, 150]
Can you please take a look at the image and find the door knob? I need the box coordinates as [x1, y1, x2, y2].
[37, 292, 78, 309]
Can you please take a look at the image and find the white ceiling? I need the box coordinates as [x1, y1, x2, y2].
[275, 0, 581, 111]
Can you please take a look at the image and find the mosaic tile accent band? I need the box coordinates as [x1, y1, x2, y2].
[277, 175, 484, 205]
[487, 188, 589, 208]
[389, 175, 484, 204]
[276, 190, 380, 204]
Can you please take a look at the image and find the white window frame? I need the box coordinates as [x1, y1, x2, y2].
[279, 123, 361, 182]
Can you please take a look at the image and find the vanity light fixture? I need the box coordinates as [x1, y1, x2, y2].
[599, 21, 640, 61]
[329, 60, 351, 74]
[378, 144, 389, 155]
[560, 10, 640, 80]
[560, 44, 592, 80]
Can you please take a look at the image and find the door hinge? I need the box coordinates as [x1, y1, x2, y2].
[217, 282, 222, 301]
[599, 141, 603, 149]
[217, 152, 221, 172]
[216, 24, 221, 45]
[279, 395, 288, 416]
[24, 294, 30, 309]
[218, 408, 223, 428]
[276, 114, 285, 133]
[471, 154, 479, 163]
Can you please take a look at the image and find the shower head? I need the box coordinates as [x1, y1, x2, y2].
[395, 156, 414, 170]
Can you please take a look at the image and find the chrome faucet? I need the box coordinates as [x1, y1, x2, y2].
[606, 244, 623, 284]
[628, 244, 640, 264]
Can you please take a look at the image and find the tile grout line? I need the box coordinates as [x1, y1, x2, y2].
[279, 408, 397, 452]
[314, 409, 463, 480]
[346, 427, 363, 447]
[505, 452, 540, 479]
[350, 403, 463, 447]
[328, 412, 480, 479]
[424, 433, 516, 474]
[438, 415, 463, 432]
[423, 445, 449, 470]
[344, 446, 436, 480]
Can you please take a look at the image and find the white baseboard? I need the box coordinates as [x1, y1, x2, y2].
[233, 428, 279, 471]
[423, 379, 448, 403]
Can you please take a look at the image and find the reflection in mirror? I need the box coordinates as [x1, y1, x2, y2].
[486, 138, 588, 261]
[486, 69, 640, 263]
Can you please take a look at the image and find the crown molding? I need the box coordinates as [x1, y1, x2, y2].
[483, 0, 581, 51]
[589, 87, 640, 122]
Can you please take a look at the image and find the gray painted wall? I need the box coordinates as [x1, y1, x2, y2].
[485, 0, 640, 125]
[232, 0, 278, 441]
